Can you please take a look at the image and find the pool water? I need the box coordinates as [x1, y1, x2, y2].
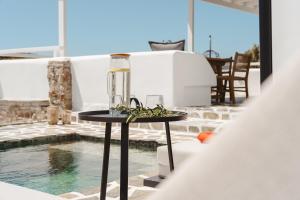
[0, 141, 157, 195]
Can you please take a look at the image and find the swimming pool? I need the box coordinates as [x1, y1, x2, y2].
[0, 141, 157, 195]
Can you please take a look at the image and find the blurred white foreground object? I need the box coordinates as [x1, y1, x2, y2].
[148, 54, 300, 200]
[0, 181, 64, 200]
[157, 140, 206, 178]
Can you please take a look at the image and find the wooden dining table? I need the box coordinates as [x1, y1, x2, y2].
[206, 57, 233, 103]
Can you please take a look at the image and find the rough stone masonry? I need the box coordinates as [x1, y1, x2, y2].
[47, 58, 72, 110]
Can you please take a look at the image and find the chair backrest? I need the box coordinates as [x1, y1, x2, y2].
[232, 52, 251, 78]
[224, 57, 233, 75]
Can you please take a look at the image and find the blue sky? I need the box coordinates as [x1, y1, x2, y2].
[0, 0, 259, 57]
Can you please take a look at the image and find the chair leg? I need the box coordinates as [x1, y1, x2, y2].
[229, 80, 236, 104]
[245, 80, 249, 98]
[229, 80, 233, 103]
[217, 79, 223, 104]
[211, 87, 219, 104]
[224, 80, 228, 92]
[222, 80, 227, 103]
[216, 90, 219, 104]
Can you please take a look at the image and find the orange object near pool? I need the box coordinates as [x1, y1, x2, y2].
[197, 131, 214, 143]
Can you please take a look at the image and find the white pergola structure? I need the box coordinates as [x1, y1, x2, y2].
[58, 0, 259, 54]
[187, 0, 258, 52]
[57, 0, 260, 55]
[58, 0, 67, 57]
[56, 0, 261, 54]
[0, 0, 67, 57]
[1, 0, 260, 57]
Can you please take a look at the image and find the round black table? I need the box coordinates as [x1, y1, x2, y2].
[79, 110, 187, 200]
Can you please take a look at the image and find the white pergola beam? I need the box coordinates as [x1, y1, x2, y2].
[202, 0, 258, 14]
[58, 0, 67, 57]
[0, 46, 60, 56]
[187, 0, 195, 52]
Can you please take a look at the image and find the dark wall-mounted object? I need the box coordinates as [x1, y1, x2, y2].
[259, 0, 273, 83]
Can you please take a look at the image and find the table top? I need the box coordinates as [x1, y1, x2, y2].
[79, 110, 187, 123]
[206, 57, 233, 63]
[206, 57, 233, 75]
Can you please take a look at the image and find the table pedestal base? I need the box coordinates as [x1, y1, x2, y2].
[99, 122, 174, 200]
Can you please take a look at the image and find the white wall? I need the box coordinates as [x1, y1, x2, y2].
[0, 51, 216, 111]
[0, 58, 49, 100]
[234, 68, 261, 97]
[0, 51, 262, 110]
[71, 51, 216, 111]
[70, 55, 110, 111]
[272, 0, 300, 76]
[174, 52, 214, 106]
[248, 68, 260, 96]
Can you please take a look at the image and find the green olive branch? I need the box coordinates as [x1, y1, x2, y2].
[115, 104, 174, 123]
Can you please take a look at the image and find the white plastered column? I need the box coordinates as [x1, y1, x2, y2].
[58, 0, 67, 57]
[187, 0, 195, 52]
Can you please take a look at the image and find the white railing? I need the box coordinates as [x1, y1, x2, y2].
[0, 46, 60, 57]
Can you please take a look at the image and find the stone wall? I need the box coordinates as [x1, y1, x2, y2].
[47, 59, 72, 110]
[0, 59, 72, 126]
[0, 100, 49, 125]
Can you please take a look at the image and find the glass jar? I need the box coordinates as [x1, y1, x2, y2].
[107, 54, 131, 116]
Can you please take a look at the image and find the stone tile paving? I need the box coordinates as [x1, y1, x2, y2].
[0, 105, 246, 200]
[0, 122, 198, 150]
[72, 105, 244, 139]
[59, 174, 158, 200]
[0, 106, 244, 147]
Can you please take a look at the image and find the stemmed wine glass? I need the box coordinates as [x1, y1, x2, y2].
[110, 95, 123, 116]
[146, 95, 164, 108]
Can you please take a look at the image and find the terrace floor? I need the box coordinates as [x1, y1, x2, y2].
[60, 174, 158, 200]
[0, 105, 246, 200]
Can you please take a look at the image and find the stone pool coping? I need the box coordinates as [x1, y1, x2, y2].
[59, 173, 158, 200]
[0, 122, 197, 151]
[0, 122, 164, 200]
[0, 172, 158, 200]
[0, 105, 243, 200]
[0, 105, 244, 151]
[0, 181, 64, 200]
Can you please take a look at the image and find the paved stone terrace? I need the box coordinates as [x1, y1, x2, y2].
[0, 122, 194, 150]
[0, 105, 246, 200]
[0, 106, 245, 150]
[60, 174, 158, 200]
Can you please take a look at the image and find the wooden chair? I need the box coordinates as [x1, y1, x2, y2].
[207, 57, 233, 104]
[217, 52, 251, 104]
